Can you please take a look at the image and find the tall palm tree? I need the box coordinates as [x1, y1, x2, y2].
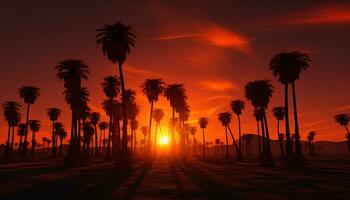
[141, 79, 164, 154]
[307, 131, 316, 156]
[102, 99, 119, 157]
[29, 120, 40, 159]
[189, 126, 197, 155]
[231, 100, 245, 153]
[198, 117, 209, 157]
[141, 126, 148, 152]
[47, 139, 52, 153]
[164, 84, 186, 148]
[153, 108, 164, 153]
[42, 136, 47, 153]
[96, 22, 136, 162]
[47, 107, 61, 157]
[334, 114, 350, 152]
[272, 106, 286, 157]
[218, 112, 232, 158]
[17, 124, 26, 155]
[90, 112, 100, 156]
[99, 121, 108, 156]
[245, 80, 273, 159]
[270, 51, 311, 159]
[130, 119, 139, 153]
[253, 109, 263, 156]
[2, 101, 21, 159]
[56, 59, 89, 160]
[178, 101, 190, 154]
[54, 122, 66, 156]
[19, 86, 40, 158]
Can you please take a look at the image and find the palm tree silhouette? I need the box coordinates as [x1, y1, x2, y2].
[29, 120, 40, 159]
[164, 84, 186, 148]
[19, 86, 40, 158]
[47, 139, 52, 153]
[101, 75, 120, 157]
[245, 80, 273, 160]
[42, 136, 47, 153]
[130, 119, 139, 153]
[218, 112, 232, 158]
[98, 121, 108, 156]
[272, 106, 286, 157]
[253, 109, 263, 157]
[178, 101, 190, 154]
[270, 51, 311, 159]
[2, 101, 21, 159]
[141, 126, 148, 152]
[141, 79, 164, 154]
[56, 59, 89, 161]
[189, 126, 197, 156]
[231, 100, 245, 153]
[153, 108, 164, 153]
[198, 117, 209, 157]
[82, 122, 94, 158]
[334, 114, 350, 152]
[90, 112, 100, 156]
[96, 22, 136, 163]
[307, 131, 316, 156]
[47, 107, 61, 157]
[55, 123, 67, 157]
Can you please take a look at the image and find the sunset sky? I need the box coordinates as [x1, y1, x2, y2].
[1, 0, 350, 144]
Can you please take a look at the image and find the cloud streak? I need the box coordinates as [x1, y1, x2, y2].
[153, 22, 249, 53]
[197, 80, 235, 91]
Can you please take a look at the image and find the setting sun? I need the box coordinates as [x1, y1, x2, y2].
[159, 135, 169, 145]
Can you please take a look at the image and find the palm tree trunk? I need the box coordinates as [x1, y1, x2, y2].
[263, 112, 272, 157]
[99, 130, 102, 156]
[202, 128, 206, 157]
[261, 116, 266, 155]
[277, 120, 285, 157]
[154, 123, 158, 154]
[148, 100, 154, 154]
[292, 81, 303, 158]
[10, 126, 15, 157]
[257, 120, 261, 156]
[52, 120, 56, 157]
[118, 62, 128, 160]
[344, 126, 350, 152]
[31, 131, 36, 159]
[284, 84, 292, 157]
[224, 127, 229, 157]
[60, 137, 63, 156]
[227, 126, 240, 159]
[107, 117, 112, 156]
[18, 135, 23, 156]
[94, 124, 98, 156]
[23, 103, 30, 158]
[4, 125, 11, 159]
[238, 115, 242, 153]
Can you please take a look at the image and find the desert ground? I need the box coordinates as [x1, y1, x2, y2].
[1, 154, 350, 200]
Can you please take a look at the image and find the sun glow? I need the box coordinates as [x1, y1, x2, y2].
[159, 135, 169, 145]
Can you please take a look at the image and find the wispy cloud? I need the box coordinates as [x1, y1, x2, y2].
[152, 21, 249, 53]
[197, 80, 235, 91]
[124, 65, 161, 77]
[258, 5, 350, 29]
[328, 104, 350, 112]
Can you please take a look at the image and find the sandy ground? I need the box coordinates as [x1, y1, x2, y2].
[0, 155, 350, 200]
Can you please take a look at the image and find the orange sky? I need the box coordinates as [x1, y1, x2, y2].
[1, 1, 350, 145]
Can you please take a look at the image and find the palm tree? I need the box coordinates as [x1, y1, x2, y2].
[178, 102, 190, 154]
[153, 108, 164, 153]
[164, 84, 186, 148]
[141, 126, 148, 152]
[141, 79, 164, 154]
[90, 112, 100, 156]
[29, 120, 40, 159]
[96, 22, 136, 163]
[47, 139, 52, 153]
[130, 119, 139, 153]
[42, 136, 47, 153]
[231, 100, 245, 153]
[54, 122, 67, 157]
[272, 106, 286, 157]
[270, 51, 311, 159]
[198, 117, 209, 157]
[102, 99, 119, 157]
[47, 107, 61, 157]
[334, 114, 350, 152]
[243, 134, 254, 155]
[218, 112, 239, 158]
[307, 131, 316, 156]
[19, 86, 40, 158]
[189, 126, 197, 155]
[99, 121, 108, 156]
[245, 80, 273, 158]
[2, 101, 21, 159]
[17, 124, 26, 155]
[56, 59, 89, 160]
[253, 109, 263, 156]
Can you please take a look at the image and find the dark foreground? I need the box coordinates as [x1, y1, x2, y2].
[1, 155, 350, 200]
